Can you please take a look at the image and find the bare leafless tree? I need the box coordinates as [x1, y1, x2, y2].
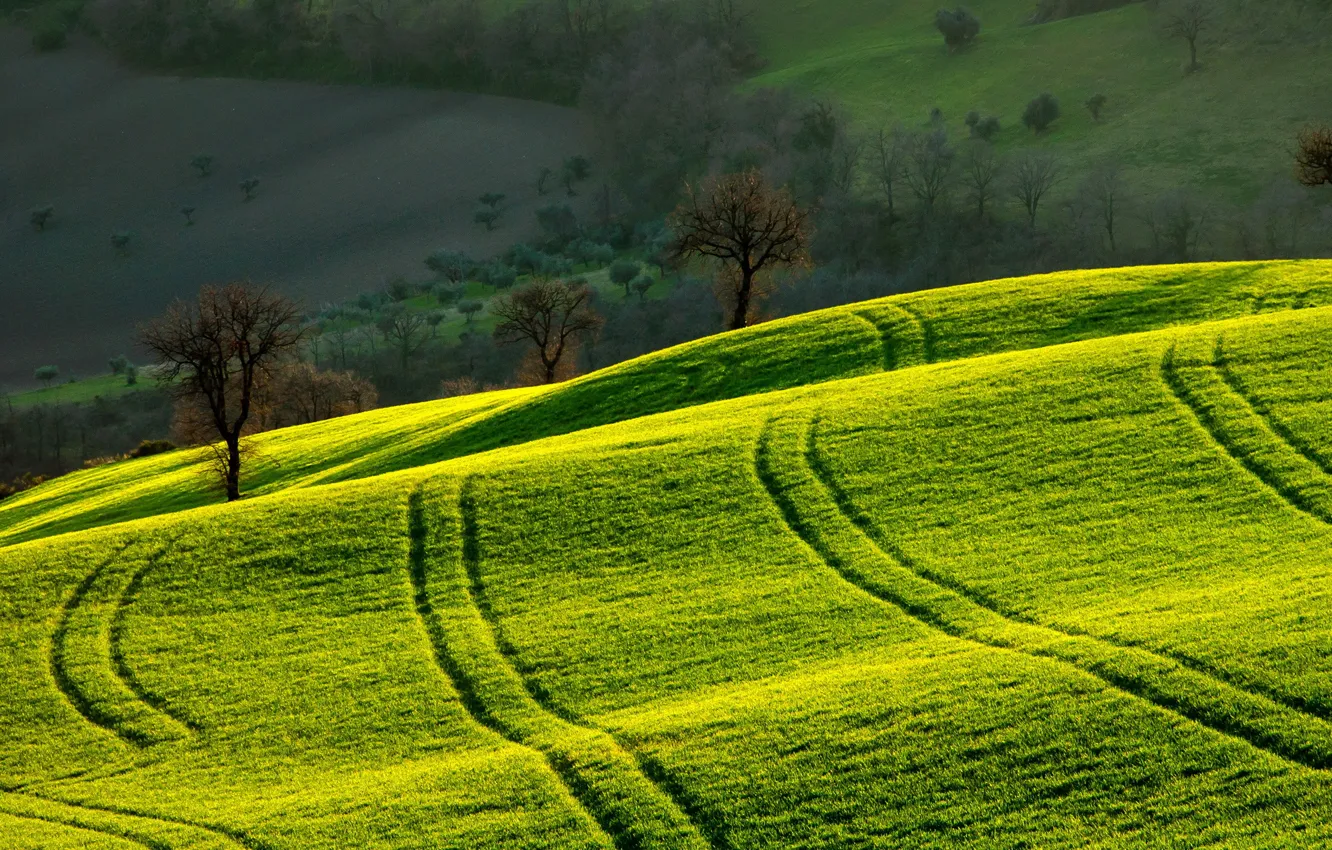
[139, 283, 303, 501]
[961, 141, 1002, 219]
[670, 169, 811, 330]
[1296, 126, 1332, 187]
[1165, 0, 1210, 72]
[1011, 151, 1060, 227]
[902, 130, 955, 213]
[492, 280, 603, 384]
[872, 127, 908, 220]
[1080, 162, 1125, 253]
[377, 305, 430, 372]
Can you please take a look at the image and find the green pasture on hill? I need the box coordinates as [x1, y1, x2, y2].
[3, 260, 1329, 546]
[749, 0, 1322, 199]
[2, 260, 1332, 847]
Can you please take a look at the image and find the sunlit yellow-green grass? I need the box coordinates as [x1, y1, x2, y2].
[4, 278, 1332, 846]
[4, 260, 1331, 547]
[746, 0, 1321, 199]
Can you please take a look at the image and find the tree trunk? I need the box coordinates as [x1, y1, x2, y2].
[730, 267, 754, 331]
[225, 436, 242, 502]
[1188, 39, 1197, 70]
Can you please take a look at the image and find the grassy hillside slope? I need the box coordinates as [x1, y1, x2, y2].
[748, 0, 1322, 198]
[4, 260, 1330, 546]
[2, 285, 1332, 847]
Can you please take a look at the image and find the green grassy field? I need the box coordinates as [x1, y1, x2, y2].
[747, 0, 1322, 199]
[3, 259, 1332, 847]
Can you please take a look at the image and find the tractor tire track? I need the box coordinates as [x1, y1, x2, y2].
[109, 545, 202, 735]
[410, 480, 714, 850]
[852, 303, 929, 372]
[755, 414, 1332, 773]
[1162, 344, 1332, 525]
[11, 790, 270, 850]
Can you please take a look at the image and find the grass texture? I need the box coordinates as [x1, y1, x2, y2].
[1, 259, 1332, 846]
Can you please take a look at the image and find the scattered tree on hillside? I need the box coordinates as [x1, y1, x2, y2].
[34, 366, 59, 388]
[240, 177, 260, 201]
[479, 192, 507, 210]
[492, 279, 602, 384]
[670, 169, 811, 331]
[632, 275, 653, 301]
[1085, 94, 1108, 122]
[475, 207, 502, 231]
[1145, 190, 1210, 261]
[1165, 0, 1209, 72]
[1022, 93, 1061, 133]
[30, 206, 54, 232]
[934, 6, 980, 51]
[974, 115, 1002, 141]
[459, 299, 484, 324]
[191, 154, 214, 177]
[109, 355, 131, 375]
[537, 166, 554, 195]
[181, 206, 196, 226]
[138, 282, 303, 502]
[1012, 151, 1060, 227]
[962, 141, 1003, 219]
[111, 231, 133, 256]
[562, 156, 591, 196]
[426, 249, 472, 283]
[536, 204, 579, 245]
[1296, 127, 1332, 187]
[610, 259, 642, 297]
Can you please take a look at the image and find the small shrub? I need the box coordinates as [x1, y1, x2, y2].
[129, 439, 176, 458]
[124, 365, 138, 386]
[459, 300, 484, 323]
[109, 354, 131, 375]
[1022, 93, 1061, 133]
[180, 206, 196, 226]
[974, 116, 1001, 141]
[191, 154, 214, 177]
[562, 156, 591, 196]
[240, 176, 260, 201]
[632, 275, 654, 300]
[111, 231, 133, 255]
[1085, 93, 1108, 121]
[474, 207, 501, 231]
[537, 166, 553, 196]
[479, 192, 506, 209]
[965, 111, 980, 130]
[30, 206, 54, 231]
[935, 7, 980, 51]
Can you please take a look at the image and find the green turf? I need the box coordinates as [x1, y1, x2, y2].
[5, 374, 144, 410]
[3, 259, 1332, 847]
[747, 0, 1322, 200]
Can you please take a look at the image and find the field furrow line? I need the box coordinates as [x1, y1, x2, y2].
[48, 542, 190, 747]
[9, 790, 268, 850]
[1162, 344, 1332, 525]
[852, 303, 929, 371]
[109, 545, 201, 735]
[0, 807, 160, 850]
[409, 479, 715, 850]
[755, 414, 1332, 773]
[891, 301, 937, 363]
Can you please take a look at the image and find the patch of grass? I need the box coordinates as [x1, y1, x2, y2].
[5, 374, 145, 410]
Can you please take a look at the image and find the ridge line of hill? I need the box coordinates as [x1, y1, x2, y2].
[756, 413, 1332, 772]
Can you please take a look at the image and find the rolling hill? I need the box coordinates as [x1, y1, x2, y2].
[3, 260, 1332, 847]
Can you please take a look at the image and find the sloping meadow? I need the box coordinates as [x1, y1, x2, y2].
[2, 290, 1332, 847]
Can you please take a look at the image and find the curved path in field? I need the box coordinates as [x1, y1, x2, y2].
[756, 414, 1332, 773]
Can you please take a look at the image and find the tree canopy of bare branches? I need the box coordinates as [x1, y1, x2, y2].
[1011, 151, 1060, 227]
[1165, 0, 1210, 71]
[1296, 127, 1332, 187]
[138, 283, 303, 501]
[492, 279, 603, 384]
[670, 169, 811, 330]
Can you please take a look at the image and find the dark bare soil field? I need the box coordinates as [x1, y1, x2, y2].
[0, 28, 590, 389]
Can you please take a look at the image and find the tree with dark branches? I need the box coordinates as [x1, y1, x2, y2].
[1011, 151, 1060, 228]
[1296, 126, 1332, 187]
[670, 170, 810, 331]
[492, 279, 602, 384]
[1165, 0, 1210, 72]
[138, 283, 303, 501]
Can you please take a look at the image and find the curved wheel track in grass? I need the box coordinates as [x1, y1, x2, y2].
[852, 303, 929, 371]
[49, 543, 193, 747]
[755, 414, 1332, 772]
[1162, 342, 1332, 525]
[0, 788, 255, 850]
[408, 479, 714, 850]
